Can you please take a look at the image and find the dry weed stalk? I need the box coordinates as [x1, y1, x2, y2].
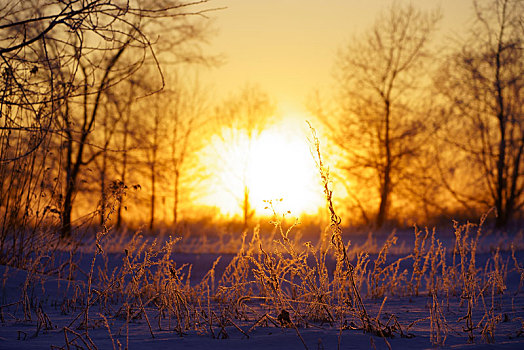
[409, 226, 429, 296]
[511, 243, 524, 294]
[308, 123, 411, 342]
[309, 125, 368, 319]
[429, 291, 449, 346]
[2, 131, 522, 350]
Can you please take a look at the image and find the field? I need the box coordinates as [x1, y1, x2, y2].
[0, 215, 523, 350]
[2, 1, 524, 349]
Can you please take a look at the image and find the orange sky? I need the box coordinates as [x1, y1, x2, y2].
[205, 0, 474, 116]
[194, 0, 474, 217]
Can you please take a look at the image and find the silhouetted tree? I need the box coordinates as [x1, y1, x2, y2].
[214, 85, 275, 230]
[0, 0, 217, 238]
[436, 0, 524, 227]
[166, 73, 209, 227]
[105, 79, 140, 229]
[313, 3, 440, 227]
[59, 43, 131, 237]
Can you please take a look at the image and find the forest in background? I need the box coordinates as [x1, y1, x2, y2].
[0, 2, 523, 348]
[0, 0, 523, 259]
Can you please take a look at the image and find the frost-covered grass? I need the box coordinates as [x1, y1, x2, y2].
[0, 132, 522, 350]
[0, 217, 523, 350]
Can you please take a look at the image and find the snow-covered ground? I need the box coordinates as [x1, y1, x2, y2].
[0, 226, 523, 349]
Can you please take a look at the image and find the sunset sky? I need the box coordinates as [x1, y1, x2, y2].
[194, 0, 475, 216]
[205, 0, 474, 116]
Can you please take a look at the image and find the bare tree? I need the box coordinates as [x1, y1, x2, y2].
[166, 72, 209, 227]
[314, 3, 440, 227]
[0, 0, 217, 239]
[436, 0, 524, 227]
[88, 93, 126, 227]
[213, 85, 275, 230]
[1, 0, 215, 162]
[145, 103, 165, 231]
[59, 43, 132, 237]
[104, 79, 140, 229]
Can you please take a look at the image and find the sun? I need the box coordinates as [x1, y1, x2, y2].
[200, 117, 325, 218]
[246, 125, 322, 215]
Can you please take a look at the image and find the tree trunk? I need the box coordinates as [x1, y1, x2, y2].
[495, 118, 507, 228]
[61, 135, 74, 238]
[376, 100, 392, 228]
[377, 169, 391, 228]
[60, 43, 129, 238]
[243, 185, 250, 231]
[61, 137, 85, 238]
[173, 169, 179, 227]
[149, 120, 158, 231]
[99, 151, 107, 227]
[494, 31, 507, 228]
[116, 137, 127, 229]
[149, 163, 156, 231]
[116, 92, 132, 230]
[61, 194, 73, 238]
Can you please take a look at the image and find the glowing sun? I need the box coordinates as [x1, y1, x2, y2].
[202, 117, 324, 218]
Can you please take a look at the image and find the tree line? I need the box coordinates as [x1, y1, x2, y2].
[0, 0, 522, 264]
[312, 0, 523, 229]
[0, 0, 218, 265]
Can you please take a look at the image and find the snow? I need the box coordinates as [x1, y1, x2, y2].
[0, 228, 523, 349]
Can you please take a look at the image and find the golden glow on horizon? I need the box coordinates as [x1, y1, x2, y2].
[201, 117, 324, 218]
[247, 126, 321, 215]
